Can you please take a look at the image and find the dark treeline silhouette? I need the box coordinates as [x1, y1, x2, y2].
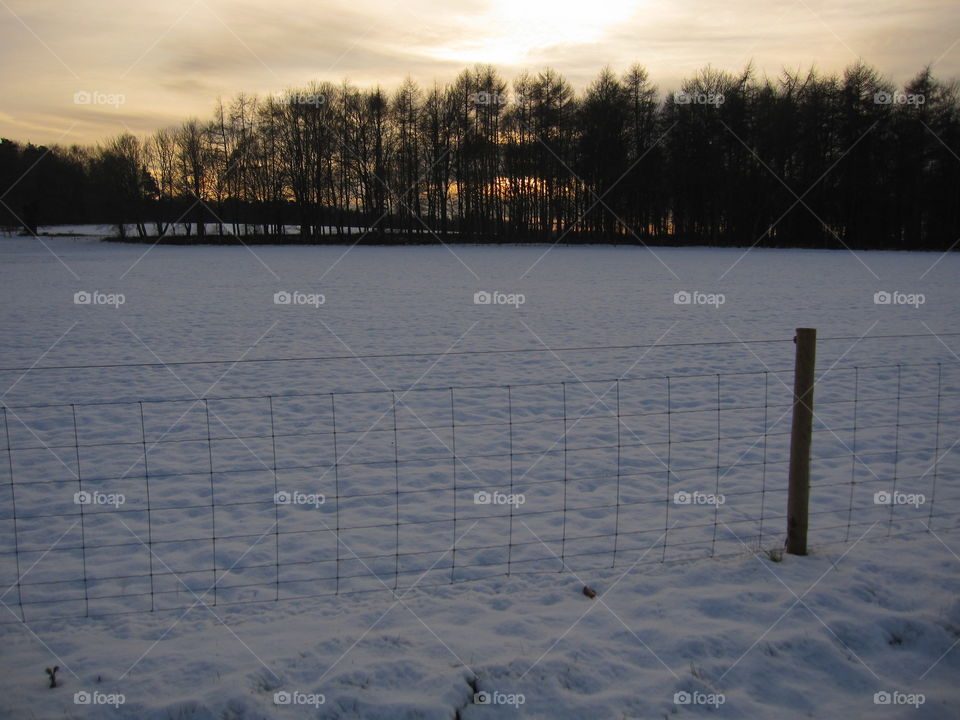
[2, 62, 958, 248]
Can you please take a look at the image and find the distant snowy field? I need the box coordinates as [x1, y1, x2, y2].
[1, 232, 958, 718]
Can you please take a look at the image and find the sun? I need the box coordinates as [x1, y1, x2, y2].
[426, 0, 642, 66]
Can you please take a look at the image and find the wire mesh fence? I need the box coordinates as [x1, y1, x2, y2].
[1, 351, 958, 623]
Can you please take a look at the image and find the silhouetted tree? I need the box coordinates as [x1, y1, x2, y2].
[3, 60, 959, 248]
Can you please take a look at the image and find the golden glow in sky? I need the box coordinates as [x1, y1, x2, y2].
[428, 0, 642, 65]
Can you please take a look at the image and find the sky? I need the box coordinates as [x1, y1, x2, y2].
[0, 0, 958, 146]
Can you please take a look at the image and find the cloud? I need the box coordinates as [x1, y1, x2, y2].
[0, 0, 957, 145]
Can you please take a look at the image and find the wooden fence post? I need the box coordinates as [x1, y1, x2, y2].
[787, 328, 816, 555]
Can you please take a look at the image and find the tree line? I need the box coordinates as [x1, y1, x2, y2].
[1, 61, 958, 249]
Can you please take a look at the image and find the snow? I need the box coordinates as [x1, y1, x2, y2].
[1, 232, 958, 718]
[2, 533, 959, 718]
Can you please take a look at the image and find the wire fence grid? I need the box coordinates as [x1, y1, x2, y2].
[1, 354, 959, 623]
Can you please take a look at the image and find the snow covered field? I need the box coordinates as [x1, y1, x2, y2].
[1, 233, 958, 718]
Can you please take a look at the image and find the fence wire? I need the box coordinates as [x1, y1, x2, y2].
[1, 360, 958, 623]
